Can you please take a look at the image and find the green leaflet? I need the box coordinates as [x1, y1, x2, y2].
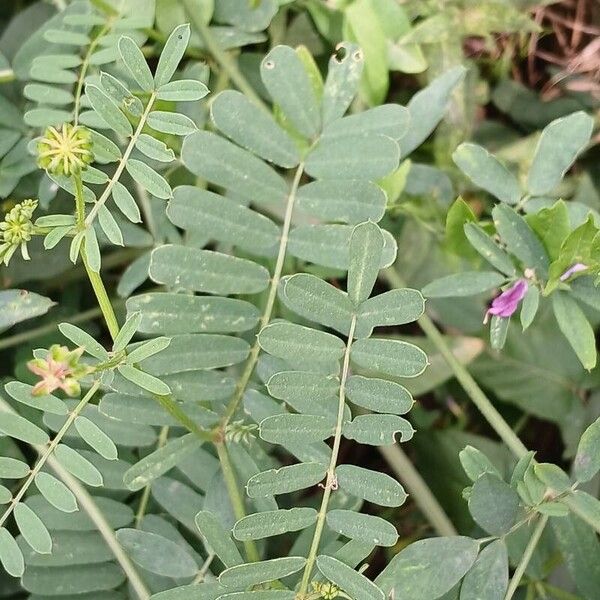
[232, 508, 318, 541]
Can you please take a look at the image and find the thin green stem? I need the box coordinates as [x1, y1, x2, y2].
[377, 444, 457, 536]
[135, 425, 169, 527]
[219, 163, 304, 429]
[73, 173, 120, 340]
[73, 21, 113, 125]
[0, 380, 101, 529]
[382, 267, 528, 460]
[504, 515, 548, 600]
[299, 315, 357, 595]
[193, 552, 216, 584]
[84, 91, 157, 227]
[183, 0, 267, 111]
[215, 442, 261, 563]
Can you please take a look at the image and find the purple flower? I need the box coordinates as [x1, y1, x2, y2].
[560, 263, 588, 281]
[484, 279, 528, 324]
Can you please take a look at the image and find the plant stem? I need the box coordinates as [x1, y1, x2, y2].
[219, 163, 304, 430]
[73, 173, 120, 340]
[382, 267, 528, 460]
[298, 316, 357, 595]
[84, 91, 157, 227]
[504, 515, 548, 600]
[378, 444, 457, 536]
[135, 425, 169, 527]
[183, 0, 267, 111]
[215, 441, 261, 563]
[0, 380, 101, 529]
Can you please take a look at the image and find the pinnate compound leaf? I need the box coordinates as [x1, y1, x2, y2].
[422, 271, 506, 298]
[375, 536, 479, 600]
[0, 529, 24, 577]
[453, 143, 521, 204]
[261, 45, 320, 138]
[34, 472, 78, 513]
[154, 23, 191, 87]
[118, 36, 154, 91]
[233, 508, 318, 541]
[336, 464, 406, 507]
[281, 274, 354, 335]
[321, 42, 364, 125]
[327, 509, 398, 547]
[126, 159, 172, 199]
[246, 462, 327, 498]
[193, 513, 242, 570]
[348, 221, 384, 305]
[351, 338, 428, 378]
[14, 502, 52, 554]
[468, 474, 520, 536]
[219, 557, 306, 589]
[527, 111, 594, 196]
[574, 417, 600, 482]
[317, 555, 384, 600]
[459, 539, 508, 600]
[211, 90, 300, 168]
[552, 291, 596, 370]
[150, 245, 270, 295]
[124, 433, 201, 491]
[116, 528, 197, 577]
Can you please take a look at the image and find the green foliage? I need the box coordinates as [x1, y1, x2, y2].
[0, 2, 598, 600]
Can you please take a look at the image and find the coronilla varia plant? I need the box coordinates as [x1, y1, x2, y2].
[0, 2, 599, 600]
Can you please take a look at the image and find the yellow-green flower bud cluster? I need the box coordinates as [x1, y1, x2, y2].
[37, 123, 94, 176]
[0, 199, 38, 265]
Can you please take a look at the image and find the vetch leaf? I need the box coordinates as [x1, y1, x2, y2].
[125, 159, 172, 199]
[157, 79, 209, 101]
[246, 462, 327, 498]
[351, 338, 428, 378]
[147, 110, 197, 136]
[112, 181, 141, 223]
[117, 528, 198, 577]
[118, 36, 154, 91]
[93, 206, 122, 247]
[125, 337, 171, 363]
[0, 457, 30, 478]
[260, 414, 334, 444]
[527, 111, 594, 196]
[356, 289, 425, 337]
[258, 321, 345, 364]
[464, 223, 516, 277]
[4, 381, 67, 416]
[0, 413, 49, 445]
[117, 364, 171, 395]
[459, 539, 508, 600]
[317, 555, 384, 600]
[336, 464, 406, 507]
[124, 433, 202, 491]
[150, 245, 270, 295]
[0, 529, 24, 577]
[135, 134, 175, 162]
[344, 414, 414, 445]
[74, 416, 118, 460]
[453, 143, 521, 204]
[113, 311, 142, 352]
[327, 509, 398, 547]
[552, 291, 596, 370]
[0, 290, 55, 331]
[468, 474, 520, 535]
[14, 502, 52, 554]
[58, 322, 109, 361]
[85, 84, 132, 137]
[346, 376, 413, 415]
[195, 511, 244, 568]
[492, 204, 549, 275]
[211, 90, 300, 168]
[54, 444, 103, 487]
[375, 536, 479, 600]
[574, 417, 600, 482]
[321, 42, 364, 125]
[34, 472, 78, 513]
[233, 508, 317, 541]
[281, 273, 354, 335]
[348, 221, 384, 305]
[422, 272, 506, 298]
[154, 23, 191, 87]
[261, 45, 320, 138]
[127, 293, 259, 335]
[219, 557, 306, 589]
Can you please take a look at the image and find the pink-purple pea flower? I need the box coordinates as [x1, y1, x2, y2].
[483, 279, 528, 324]
[560, 263, 588, 281]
